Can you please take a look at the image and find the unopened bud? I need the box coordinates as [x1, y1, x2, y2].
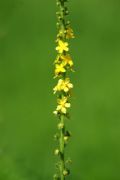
[54, 149, 60, 155]
[58, 123, 64, 129]
[64, 136, 69, 142]
[63, 169, 70, 176]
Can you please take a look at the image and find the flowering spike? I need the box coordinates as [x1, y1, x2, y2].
[53, 0, 75, 179]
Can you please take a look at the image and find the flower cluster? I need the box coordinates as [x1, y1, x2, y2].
[54, 29, 75, 115]
[54, 41, 74, 115]
[53, 0, 75, 179]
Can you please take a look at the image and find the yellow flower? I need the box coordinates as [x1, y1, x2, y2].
[53, 78, 73, 93]
[66, 27, 75, 39]
[61, 54, 74, 67]
[56, 97, 71, 114]
[56, 40, 69, 53]
[55, 64, 66, 76]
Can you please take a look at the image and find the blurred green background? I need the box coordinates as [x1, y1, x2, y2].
[0, 0, 120, 179]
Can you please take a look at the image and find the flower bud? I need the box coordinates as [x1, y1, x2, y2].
[65, 10, 69, 15]
[53, 110, 58, 115]
[63, 169, 70, 176]
[54, 149, 60, 155]
[56, 12, 60, 16]
[64, 136, 69, 142]
[58, 123, 64, 129]
[56, 2, 60, 6]
[58, 17, 62, 21]
[56, 22, 60, 28]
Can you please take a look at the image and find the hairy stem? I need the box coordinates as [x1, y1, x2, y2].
[60, 115, 65, 180]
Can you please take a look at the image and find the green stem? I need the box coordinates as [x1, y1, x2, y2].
[59, 1, 66, 179]
[60, 115, 65, 180]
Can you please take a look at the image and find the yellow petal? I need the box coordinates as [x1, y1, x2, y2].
[65, 103, 71, 108]
[53, 110, 58, 115]
[61, 107, 67, 114]
[65, 47, 69, 51]
[56, 105, 62, 111]
[59, 40, 63, 46]
[64, 87, 69, 92]
[69, 60, 74, 66]
[68, 83, 73, 89]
